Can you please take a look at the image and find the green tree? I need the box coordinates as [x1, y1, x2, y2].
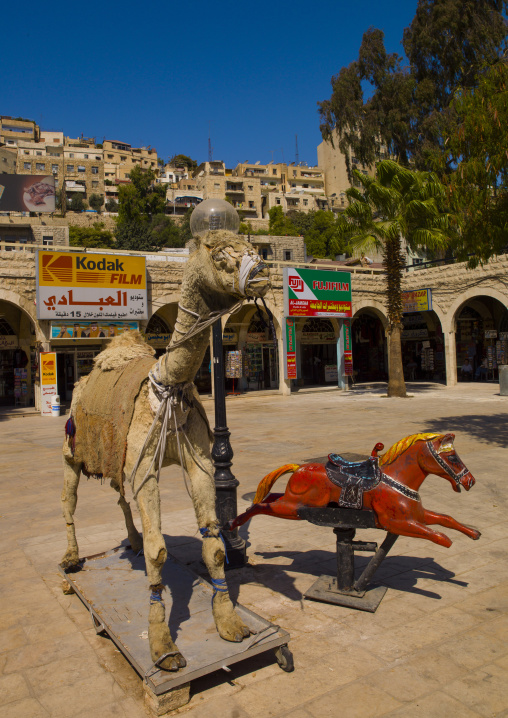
[340, 160, 451, 397]
[268, 206, 297, 236]
[304, 210, 345, 258]
[319, 1, 508, 174]
[439, 58, 508, 264]
[116, 166, 168, 250]
[150, 214, 185, 249]
[105, 199, 118, 212]
[70, 193, 86, 212]
[89, 193, 104, 213]
[169, 154, 198, 172]
[69, 222, 115, 249]
[177, 208, 194, 245]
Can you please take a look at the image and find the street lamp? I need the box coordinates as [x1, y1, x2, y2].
[190, 200, 246, 568]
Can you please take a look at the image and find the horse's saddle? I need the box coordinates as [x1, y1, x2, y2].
[325, 454, 382, 510]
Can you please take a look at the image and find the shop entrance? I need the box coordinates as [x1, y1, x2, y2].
[351, 313, 387, 383]
[401, 311, 445, 382]
[454, 298, 508, 381]
[245, 314, 279, 391]
[300, 318, 338, 386]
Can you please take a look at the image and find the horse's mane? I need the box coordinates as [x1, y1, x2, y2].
[379, 433, 443, 466]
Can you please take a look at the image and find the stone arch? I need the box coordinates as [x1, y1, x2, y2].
[0, 288, 42, 341]
[446, 287, 508, 334]
[352, 300, 389, 330]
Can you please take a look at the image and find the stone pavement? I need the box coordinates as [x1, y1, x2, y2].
[1, 381, 507, 718]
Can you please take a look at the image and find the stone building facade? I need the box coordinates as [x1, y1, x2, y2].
[1, 243, 507, 409]
[102, 140, 158, 182]
[0, 146, 17, 174]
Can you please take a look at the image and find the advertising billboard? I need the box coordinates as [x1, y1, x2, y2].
[40, 352, 58, 416]
[36, 251, 147, 320]
[283, 267, 352, 318]
[402, 289, 432, 314]
[283, 317, 297, 380]
[50, 321, 139, 339]
[0, 175, 56, 212]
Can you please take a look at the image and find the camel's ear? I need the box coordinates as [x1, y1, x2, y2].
[438, 433, 455, 453]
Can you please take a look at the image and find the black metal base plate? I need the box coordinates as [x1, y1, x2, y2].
[304, 575, 388, 612]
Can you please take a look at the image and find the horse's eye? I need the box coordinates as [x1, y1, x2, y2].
[447, 453, 461, 465]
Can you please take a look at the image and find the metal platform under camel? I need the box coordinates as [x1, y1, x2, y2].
[59, 543, 291, 700]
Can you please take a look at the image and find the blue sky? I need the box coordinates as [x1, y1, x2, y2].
[2, 1, 417, 168]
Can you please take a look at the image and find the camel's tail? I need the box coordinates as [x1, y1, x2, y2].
[252, 464, 301, 505]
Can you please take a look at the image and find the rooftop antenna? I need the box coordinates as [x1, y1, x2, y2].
[295, 134, 299, 165]
[208, 122, 213, 162]
[269, 149, 275, 163]
[280, 147, 285, 164]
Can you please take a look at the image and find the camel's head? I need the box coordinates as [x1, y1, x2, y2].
[196, 230, 271, 301]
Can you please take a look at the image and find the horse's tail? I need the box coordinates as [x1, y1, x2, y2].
[252, 464, 300, 505]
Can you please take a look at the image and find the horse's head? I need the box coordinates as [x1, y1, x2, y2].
[425, 434, 476, 493]
[194, 230, 270, 302]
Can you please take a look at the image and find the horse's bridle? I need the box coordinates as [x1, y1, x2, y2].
[426, 440, 469, 488]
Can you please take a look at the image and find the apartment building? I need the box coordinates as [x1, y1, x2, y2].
[0, 116, 40, 146]
[15, 138, 104, 201]
[0, 146, 17, 174]
[102, 140, 158, 181]
[317, 130, 379, 210]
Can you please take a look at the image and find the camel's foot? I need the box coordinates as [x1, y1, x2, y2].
[213, 594, 250, 643]
[148, 622, 186, 671]
[60, 549, 81, 571]
[148, 597, 186, 672]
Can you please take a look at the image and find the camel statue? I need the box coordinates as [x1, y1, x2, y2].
[60, 230, 270, 672]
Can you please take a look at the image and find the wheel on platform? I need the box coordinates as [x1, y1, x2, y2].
[274, 644, 294, 672]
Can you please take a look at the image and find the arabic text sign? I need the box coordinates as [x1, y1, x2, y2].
[283, 267, 352, 317]
[284, 317, 297, 380]
[36, 251, 147, 320]
[40, 352, 58, 416]
[50, 321, 139, 339]
[343, 319, 353, 376]
[402, 289, 432, 314]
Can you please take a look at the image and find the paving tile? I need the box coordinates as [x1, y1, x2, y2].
[436, 627, 508, 669]
[3, 632, 89, 674]
[0, 673, 31, 706]
[385, 690, 482, 718]
[38, 673, 126, 717]
[26, 652, 106, 697]
[305, 681, 401, 718]
[3, 697, 50, 718]
[0, 626, 28, 655]
[444, 663, 508, 717]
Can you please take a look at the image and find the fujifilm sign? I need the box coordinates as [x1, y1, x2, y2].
[283, 267, 352, 318]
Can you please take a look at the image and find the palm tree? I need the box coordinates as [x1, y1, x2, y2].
[339, 160, 451, 397]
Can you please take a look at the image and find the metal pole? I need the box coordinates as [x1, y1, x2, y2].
[211, 320, 247, 568]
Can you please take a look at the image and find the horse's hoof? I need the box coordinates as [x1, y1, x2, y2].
[157, 652, 187, 672]
[472, 530, 481, 540]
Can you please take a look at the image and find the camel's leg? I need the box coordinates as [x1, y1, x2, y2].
[61, 458, 82, 569]
[376, 515, 453, 547]
[132, 463, 186, 672]
[110, 480, 143, 554]
[423, 509, 481, 540]
[229, 493, 299, 530]
[181, 442, 249, 643]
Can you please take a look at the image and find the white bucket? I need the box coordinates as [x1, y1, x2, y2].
[51, 394, 60, 417]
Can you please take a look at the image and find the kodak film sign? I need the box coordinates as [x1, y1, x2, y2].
[283, 267, 352, 318]
[36, 251, 147, 321]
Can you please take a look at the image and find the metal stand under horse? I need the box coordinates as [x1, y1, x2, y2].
[299, 506, 398, 612]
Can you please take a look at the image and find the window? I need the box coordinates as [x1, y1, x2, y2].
[276, 198, 281, 204]
[95, 156, 101, 160]
[67, 165, 74, 172]
[284, 250, 292, 261]
[272, 169, 277, 175]
[51, 164, 58, 173]
[91, 166, 98, 174]
[261, 248, 268, 260]
[36, 151, 42, 156]
[249, 201, 254, 208]
[36, 163, 45, 171]
[42, 236, 53, 246]
[69, 153, 74, 158]
[248, 185, 253, 190]
[92, 181, 99, 188]
[293, 171, 297, 177]
[214, 183, 220, 189]
[107, 154, 114, 159]
[24, 162, 31, 170]
[24, 150, 29, 155]
[120, 156, 127, 161]
[84, 154, 88, 159]
[77, 165, 85, 173]
[303, 199, 308, 206]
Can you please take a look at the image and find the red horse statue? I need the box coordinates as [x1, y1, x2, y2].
[229, 432, 481, 548]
